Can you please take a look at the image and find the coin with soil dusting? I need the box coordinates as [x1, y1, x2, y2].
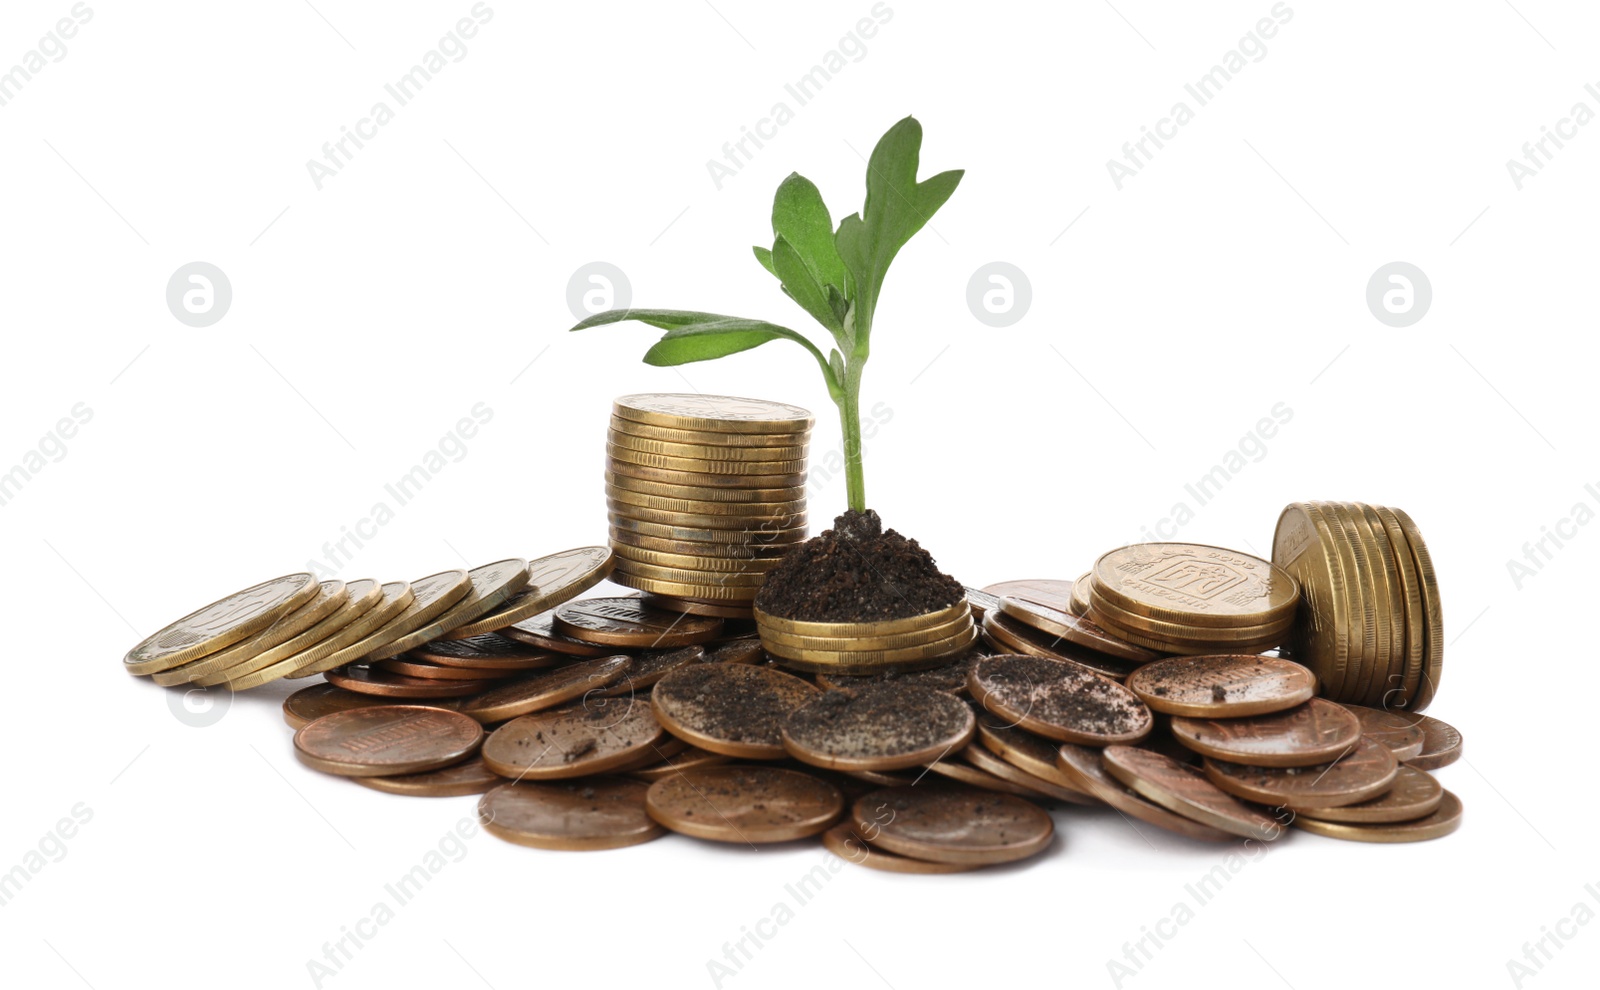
[815, 652, 977, 694]
[1103, 744, 1284, 840]
[1205, 735, 1400, 808]
[596, 646, 705, 697]
[980, 611, 1148, 678]
[1125, 654, 1316, 717]
[645, 765, 843, 842]
[479, 776, 664, 850]
[968, 655, 1152, 745]
[651, 663, 818, 758]
[851, 784, 1054, 865]
[293, 706, 483, 777]
[1169, 698, 1362, 768]
[482, 697, 666, 779]
[780, 684, 975, 771]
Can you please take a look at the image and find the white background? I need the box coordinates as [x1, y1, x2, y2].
[2, 1, 1595, 988]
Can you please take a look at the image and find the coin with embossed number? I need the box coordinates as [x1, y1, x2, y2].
[293, 705, 483, 777]
[124, 572, 320, 675]
[1093, 543, 1299, 629]
[646, 765, 842, 843]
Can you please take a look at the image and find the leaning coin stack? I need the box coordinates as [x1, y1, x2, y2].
[754, 600, 978, 674]
[605, 393, 813, 616]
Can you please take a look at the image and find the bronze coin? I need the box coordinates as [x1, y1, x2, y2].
[780, 684, 976, 772]
[375, 656, 522, 681]
[454, 655, 632, 723]
[645, 594, 757, 619]
[646, 765, 843, 843]
[479, 777, 664, 851]
[1204, 735, 1400, 808]
[1341, 704, 1426, 761]
[325, 663, 499, 699]
[1401, 712, 1463, 771]
[626, 746, 732, 782]
[596, 646, 705, 697]
[411, 633, 564, 671]
[354, 754, 501, 797]
[1125, 655, 1316, 718]
[983, 578, 1076, 612]
[282, 683, 398, 729]
[499, 611, 617, 657]
[1169, 698, 1362, 768]
[651, 663, 818, 759]
[921, 753, 1051, 799]
[961, 741, 1095, 805]
[1293, 789, 1462, 843]
[701, 639, 766, 666]
[840, 767, 919, 788]
[293, 706, 483, 777]
[482, 697, 665, 780]
[969, 655, 1152, 745]
[1054, 743, 1235, 842]
[1103, 745, 1284, 841]
[964, 587, 1001, 623]
[851, 784, 1054, 866]
[815, 652, 976, 695]
[821, 824, 974, 874]
[974, 721, 1098, 803]
[984, 598, 1160, 665]
[1288, 764, 1444, 824]
[553, 597, 724, 648]
[981, 611, 1145, 679]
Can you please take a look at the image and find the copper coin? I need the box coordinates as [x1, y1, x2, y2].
[983, 578, 1076, 612]
[646, 594, 756, 619]
[780, 684, 975, 772]
[1402, 712, 1463, 771]
[1293, 789, 1462, 843]
[961, 740, 1095, 805]
[920, 754, 1049, 798]
[411, 633, 564, 671]
[651, 663, 818, 759]
[554, 597, 723, 648]
[445, 546, 614, 640]
[1342, 704, 1426, 761]
[376, 656, 522, 681]
[850, 784, 1053, 865]
[981, 611, 1145, 679]
[282, 682, 398, 729]
[821, 824, 974, 874]
[974, 720, 1098, 803]
[499, 611, 617, 657]
[479, 776, 664, 851]
[454, 655, 632, 723]
[325, 664, 498, 699]
[816, 652, 976, 695]
[354, 754, 501, 797]
[984, 598, 1160, 665]
[1205, 736, 1400, 808]
[646, 765, 843, 843]
[1125, 655, 1316, 718]
[1288, 764, 1444, 824]
[1054, 743, 1235, 842]
[964, 587, 1001, 623]
[701, 639, 765, 666]
[626, 746, 732, 782]
[1169, 698, 1362, 768]
[293, 706, 483, 777]
[969, 655, 1152, 745]
[482, 697, 665, 780]
[596, 646, 705, 697]
[1103, 745, 1284, 841]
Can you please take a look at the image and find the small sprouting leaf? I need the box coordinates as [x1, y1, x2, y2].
[772, 236, 843, 336]
[753, 246, 776, 277]
[829, 348, 845, 383]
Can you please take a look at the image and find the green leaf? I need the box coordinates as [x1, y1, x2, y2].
[752, 246, 776, 277]
[834, 116, 963, 351]
[772, 236, 843, 336]
[771, 173, 848, 297]
[570, 308, 838, 390]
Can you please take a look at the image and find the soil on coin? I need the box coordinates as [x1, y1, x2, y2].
[979, 656, 1148, 737]
[754, 509, 963, 621]
[785, 684, 969, 760]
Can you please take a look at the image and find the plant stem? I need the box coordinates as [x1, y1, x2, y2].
[837, 359, 866, 512]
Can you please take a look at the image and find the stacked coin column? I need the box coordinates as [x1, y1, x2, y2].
[604, 394, 813, 615]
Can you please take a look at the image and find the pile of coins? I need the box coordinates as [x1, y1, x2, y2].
[753, 599, 978, 673]
[605, 394, 813, 615]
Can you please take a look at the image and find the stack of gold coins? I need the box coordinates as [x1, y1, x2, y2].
[605, 394, 812, 611]
[753, 600, 977, 674]
[1083, 543, 1300, 656]
[1272, 501, 1442, 710]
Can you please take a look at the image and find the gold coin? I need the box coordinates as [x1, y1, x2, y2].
[608, 513, 807, 545]
[1345, 503, 1407, 707]
[606, 457, 806, 490]
[123, 572, 320, 675]
[610, 528, 794, 558]
[1314, 501, 1372, 701]
[645, 595, 756, 620]
[281, 682, 401, 729]
[1169, 698, 1362, 768]
[651, 663, 818, 758]
[968, 654, 1152, 745]
[609, 572, 760, 603]
[1069, 572, 1093, 616]
[150, 579, 351, 686]
[608, 415, 807, 448]
[444, 547, 614, 640]
[1292, 789, 1461, 842]
[1079, 607, 1285, 656]
[607, 443, 806, 476]
[1323, 503, 1383, 706]
[1078, 589, 1290, 643]
[1287, 764, 1443, 824]
[607, 498, 806, 531]
[480, 777, 665, 851]
[554, 597, 724, 648]
[454, 655, 633, 723]
[646, 764, 842, 843]
[1092, 543, 1300, 629]
[759, 610, 972, 652]
[1204, 736, 1399, 808]
[354, 754, 501, 797]
[298, 569, 471, 673]
[606, 485, 805, 518]
[193, 580, 381, 688]
[271, 581, 417, 681]
[482, 698, 666, 779]
[1103, 744, 1284, 841]
[753, 601, 969, 638]
[1371, 506, 1427, 709]
[607, 430, 806, 463]
[610, 557, 769, 587]
[1273, 504, 1354, 699]
[605, 470, 805, 504]
[850, 784, 1053, 866]
[780, 684, 975, 771]
[1054, 743, 1235, 842]
[1389, 506, 1443, 711]
[1125, 655, 1316, 718]
[821, 824, 974, 874]
[293, 706, 483, 777]
[986, 597, 1161, 666]
[763, 623, 978, 671]
[612, 393, 814, 434]
[371, 558, 530, 659]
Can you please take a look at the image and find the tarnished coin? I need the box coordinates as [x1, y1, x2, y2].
[1288, 764, 1444, 824]
[1125, 655, 1316, 718]
[1103, 745, 1284, 840]
[851, 784, 1053, 866]
[482, 697, 666, 779]
[499, 611, 617, 657]
[372, 558, 530, 659]
[554, 597, 724, 648]
[454, 655, 632, 723]
[961, 740, 1096, 805]
[124, 572, 320, 675]
[974, 721, 1098, 802]
[1205, 735, 1400, 808]
[652, 663, 818, 758]
[608, 416, 805, 449]
[626, 746, 732, 782]
[701, 639, 766, 666]
[411, 633, 564, 671]
[1093, 543, 1299, 628]
[273, 581, 417, 682]
[763, 623, 979, 673]
[780, 685, 975, 771]
[816, 653, 976, 695]
[326, 664, 499, 699]
[984, 600, 1160, 666]
[354, 754, 501, 797]
[1293, 789, 1462, 843]
[646, 765, 843, 843]
[1082, 606, 1287, 657]
[1054, 743, 1235, 842]
[293, 705, 483, 777]
[1342, 704, 1426, 761]
[1169, 698, 1362, 768]
[612, 393, 814, 434]
[1400, 711, 1463, 771]
[646, 595, 758, 619]
[297, 569, 471, 673]
[445, 547, 614, 639]
[375, 656, 523, 681]
[821, 824, 974, 874]
[596, 646, 705, 697]
[151, 579, 351, 686]
[969, 655, 1152, 745]
[282, 683, 400, 729]
[480, 777, 664, 850]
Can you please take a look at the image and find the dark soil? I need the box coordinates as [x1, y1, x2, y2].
[782, 684, 972, 760]
[652, 663, 815, 746]
[754, 509, 964, 621]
